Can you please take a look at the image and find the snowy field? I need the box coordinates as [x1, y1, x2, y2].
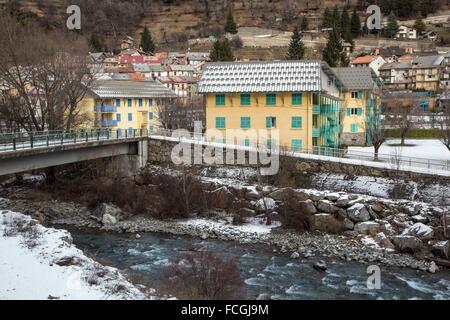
[0, 211, 150, 300]
[349, 139, 450, 161]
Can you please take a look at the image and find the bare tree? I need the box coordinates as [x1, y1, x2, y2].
[0, 10, 93, 132]
[384, 100, 420, 146]
[366, 98, 385, 161]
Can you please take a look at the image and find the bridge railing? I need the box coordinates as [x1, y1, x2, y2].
[0, 128, 149, 152]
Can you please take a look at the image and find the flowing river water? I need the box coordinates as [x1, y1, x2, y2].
[68, 228, 450, 300]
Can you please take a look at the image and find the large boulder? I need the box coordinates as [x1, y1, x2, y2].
[268, 188, 294, 201]
[255, 197, 276, 211]
[245, 188, 260, 200]
[391, 235, 424, 254]
[325, 193, 340, 201]
[354, 221, 381, 236]
[102, 213, 117, 225]
[299, 200, 317, 215]
[411, 215, 428, 224]
[317, 200, 339, 214]
[336, 195, 350, 207]
[313, 214, 343, 233]
[370, 201, 384, 213]
[374, 232, 395, 250]
[431, 240, 449, 260]
[402, 223, 434, 241]
[293, 190, 309, 201]
[95, 203, 122, 223]
[347, 203, 370, 222]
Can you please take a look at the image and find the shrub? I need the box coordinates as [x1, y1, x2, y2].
[161, 250, 245, 299]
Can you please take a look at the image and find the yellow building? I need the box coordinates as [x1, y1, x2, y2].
[412, 55, 444, 92]
[333, 67, 382, 146]
[198, 61, 345, 152]
[85, 79, 177, 135]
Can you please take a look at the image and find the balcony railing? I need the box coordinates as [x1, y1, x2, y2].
[101, 120, 118, 127]
[312, 127, 320, 137]
[100, 105, 116, 113]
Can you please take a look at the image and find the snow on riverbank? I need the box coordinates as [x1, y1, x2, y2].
[0, 211, 149, 300]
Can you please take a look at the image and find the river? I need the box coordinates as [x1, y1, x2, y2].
[68, 228, 450, 300]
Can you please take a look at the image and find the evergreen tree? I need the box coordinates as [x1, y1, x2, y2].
[414, 15, 426, 34]
[286, 27, 305, 60]
[350, 9, 361, 37]
[322, 8, 333, 29]
[88, 33, 104, 52]
[331, 5, 341, 33]
[340, 9, 352, 41]
[322, 28, 347, 67]
[210, 38, 234, 62]
[385, 11, 399, 38]
[140, 26, 155, 53]
[300, 16, 308, 31]
[225, 9, 238, 34]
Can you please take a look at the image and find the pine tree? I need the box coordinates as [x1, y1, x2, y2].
[340, 9, 352, 41]
[300, 16, 308, 31]
[331, 5, 341, 34]
[350, 9, 361, 37]
[385, 11, 399, 38]
[88, 33, 104, 52]
[414, 15, 426, 34]
[210, 38, 234, 62]
[322, 28, 347, 67]
[225, 9, 238, 34]
[322, 8, 333, 29]
[140, 26, 155, 53]
[286, 27, 305, 60]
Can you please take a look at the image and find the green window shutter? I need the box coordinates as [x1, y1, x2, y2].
[351, 124, 358, 133]
[215, 94, 225, 106]
[292, 93, 302, 105]
[243, 139, 250, 147]
[240, 94, 251, 106]
[240, 117, 251, 129]
[291, 139, 302, 152]
[215, 117, 225, 128]
[357, 90, 363, 99]
[266, 93, 276, 105]
[291, 116, 302, 128]
[347, 108, 351, 116]
[266, 116, 272, 128]
[357, 108, 363, 116]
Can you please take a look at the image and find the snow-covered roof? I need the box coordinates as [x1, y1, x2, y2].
[332, 67, 379, 90]
[89, 79, 177, 99]
[412, 55, 444, 69]
[198, 60, 342, 93]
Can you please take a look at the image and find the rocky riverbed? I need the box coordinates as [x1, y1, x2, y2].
[0, 165, 449, 273]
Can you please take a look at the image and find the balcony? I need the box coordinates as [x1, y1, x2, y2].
[101, 120, 118, 127]
[312, 127, 320, 137]
[100, 105, 116, 113]
[313, 105, 320, 114]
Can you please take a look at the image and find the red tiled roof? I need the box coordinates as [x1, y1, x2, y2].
[351, 55, 378, 65]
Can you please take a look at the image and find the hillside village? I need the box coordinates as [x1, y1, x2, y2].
[1, 0, 450, 302]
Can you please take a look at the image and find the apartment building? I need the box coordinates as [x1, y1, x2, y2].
[198, 61, 345, 151]
[333, 67, 382, 146]
[412, 55, 444, 92]
[85, 79, 177, 134]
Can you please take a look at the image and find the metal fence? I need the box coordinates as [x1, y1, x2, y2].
[0, 128, 449, 174]
[0, 128, 148, 152]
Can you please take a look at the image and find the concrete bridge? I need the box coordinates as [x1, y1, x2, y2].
[0, 129, 148, 176]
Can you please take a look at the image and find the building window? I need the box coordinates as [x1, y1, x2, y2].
[115, 99, 121, 107]
[291, 139, 302, 152]
[350, 123, 359, 133]
[266, 116, 276, 128]
[116, 114, 121, 122]
[242, 139, 250, 147]
[215, 94, 225, 106]
[128, 127, 133, 135]
[351, 91, 358, 99]
[148, 98, 153, 106]
[138, 99, 143, 107]
[128, 113, 133, 121]
[266, 93, 276, 105]
[240, 94, 251, 106]
[347, 108, 362, 116]
[149, 112, 153, 120]
[127, 99, 132, 107]
[291, 116, 302, 129]
[240, 117, 251, 129]
[292, 93, 302, 105]
[215, 117, 226, 129]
